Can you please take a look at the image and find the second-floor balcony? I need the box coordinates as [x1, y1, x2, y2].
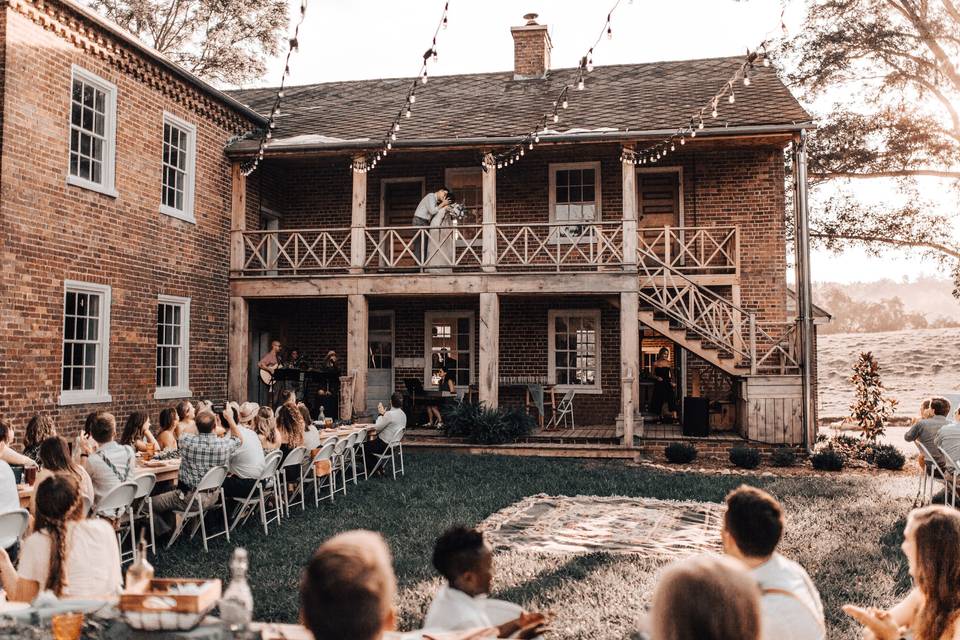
[231, 222, 740, 281]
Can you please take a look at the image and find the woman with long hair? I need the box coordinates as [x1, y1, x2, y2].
[23, 415, 56, 464]
[32, 436, 94, 512]
[175, 400, 197, 436]
[276, 403, 305, 452]
[156, 407, 179, 451]
[119, 411, 159, 452]
[649, 554, 761, 640]
[253, 406, 280, 451]
[0, 474, 121, 601]
[648, 347, 678, 423]
[845, 505, 960, 640]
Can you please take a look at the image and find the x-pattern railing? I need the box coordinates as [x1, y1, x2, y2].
[364, 224, 483, 270]
[240, 229, 351, 275]
[637, 226, 738, 275]
[753, 322, 802, 375]
[496, 222, 624, 271]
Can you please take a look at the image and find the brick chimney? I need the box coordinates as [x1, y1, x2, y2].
[511, 13, 552, 79]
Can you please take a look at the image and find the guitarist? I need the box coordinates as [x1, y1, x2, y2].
[258, 340, 283, 404]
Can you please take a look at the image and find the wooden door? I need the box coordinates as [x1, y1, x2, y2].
[381, 180, 425, 268]
[637, 171, 680, 264]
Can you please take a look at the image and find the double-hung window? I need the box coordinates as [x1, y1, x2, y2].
[549, 162, 601, 224]
[155, 295, 191, 399]
[60, 281, 112, 405]
[68, 67, 117, 196]
[548, 309, 601, 392]
[160, 113, 197, 222]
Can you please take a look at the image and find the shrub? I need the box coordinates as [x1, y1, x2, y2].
[872, 444, 906, 471]
[664, 442, 697, 464]
[811, 447, 845, 471]
[442, 402, 535, 445]
[770, 447, 797, 467]
[729, 446, 762, 469]
[828, 434, 874, 463]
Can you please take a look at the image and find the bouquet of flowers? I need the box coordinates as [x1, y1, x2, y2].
[446, 202, 470, 223]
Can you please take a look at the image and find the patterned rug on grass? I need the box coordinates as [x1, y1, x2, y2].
[479, 494, 723, 557]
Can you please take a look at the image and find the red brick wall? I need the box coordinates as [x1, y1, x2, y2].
[0, 2, 256, 438]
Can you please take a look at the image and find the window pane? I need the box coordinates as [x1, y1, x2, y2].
[72, 367, 83, 390]
[85, 344, 97, 366]
[83, 367, 95, 390]
[557, 170, 569, 187]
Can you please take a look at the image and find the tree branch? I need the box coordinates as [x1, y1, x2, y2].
[812, 169, 960, 179]
[811, 231, 960, 260]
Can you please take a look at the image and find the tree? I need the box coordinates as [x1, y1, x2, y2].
[782, 0, 960, 294]
[86, 0, 289, 85]
[849, 351, 898, 441]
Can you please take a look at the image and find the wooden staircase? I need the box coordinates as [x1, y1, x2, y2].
[638, 308, 747, 377]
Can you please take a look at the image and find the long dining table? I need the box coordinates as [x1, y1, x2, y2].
[17, 457, 181, 508]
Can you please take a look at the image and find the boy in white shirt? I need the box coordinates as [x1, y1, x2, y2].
[423, 526, 545, 638]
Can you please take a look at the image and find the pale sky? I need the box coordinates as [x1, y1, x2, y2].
[261, 0, 954, 284]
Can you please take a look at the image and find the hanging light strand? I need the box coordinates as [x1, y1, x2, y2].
[242, 0, 309, 177]
[485, 0, 625, 172]
[353, 2, 450, 174]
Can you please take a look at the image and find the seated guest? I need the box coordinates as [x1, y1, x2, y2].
[33, 436, 94, 513]
[0, 474, 121, 601]
[906, 396, 953, 470]
[221, 402, 266, 498]
[238, 402, 259, 428]
[153, 411, 242, 522]
[23, 415, 56, 464]
[0, 421, 37, 470]
[424, 526, 545, 637]
[72, 411, 100, 464]
[649, 554, 762, 640]
[156, 407, 180, 451]
[119, 411, 159, 453]
[0, 421, 22, 515]
[175, 400, 197, 436]
[299, 403, 321, 451]
[276, 389, 298, 412]
[79, 413, 135, 503]
[276, 404, 305, 459]
[300, 530, 397, 640]
[253, 406, 280, 451]
[722, 485, 824, 640]
[844, 505, 960, 640]
[365, 393, 406, 471]
[936, 410, 960, 472]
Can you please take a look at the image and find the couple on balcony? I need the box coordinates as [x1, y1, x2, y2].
[413, 185, 459, 271]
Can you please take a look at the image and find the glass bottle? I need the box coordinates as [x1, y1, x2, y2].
[220, 548, 254, 630]
[125, 531, 153, 590]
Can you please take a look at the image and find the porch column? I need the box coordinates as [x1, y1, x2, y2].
[347, 294, 369, 417]
[620, 290, 641, 444]
[479, 292, 500, 407]
[481, 154, 497, 272]
[230, 162, 246, 273]
[621, 145, 638, 272]
[350, 155, 367, 274]
[228, 296, 249, 402]
[792, 133, 816, 451]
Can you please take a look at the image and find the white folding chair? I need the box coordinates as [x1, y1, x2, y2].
[133, 473, 157, 557]
[330, 439, 349, 497]
[303, 442, 337, 506]
[320, 436, 337, 448]
[343, 431, 364, 485]
[165, 466, 230, 552]
[94, 481, 138, 564]
[0, 509, 29, 551]
[352, 429, 369, 482]
[545, 390, 577, 430]
[369, 428, 406, 479]
[939, 446, 960, 508]
[916, 442, 952, 505]
[230, 451, 284, 535]
[278, 447, 307, 517]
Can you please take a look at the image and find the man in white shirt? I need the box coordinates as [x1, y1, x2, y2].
[0, 421, 21, 516]
[79, 413, 135, 503]
[365, 392, 407, 471]
[423, 526, 545, 638]
[934, 406, 960, 471]
[722, 485, 825, 640]
[221, 402, 266, 498]
[905, 396, 952, 470]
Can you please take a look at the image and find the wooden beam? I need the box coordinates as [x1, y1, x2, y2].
[481, 154, 497, 272]
[479, 292, 500, 408]
[347, 294, 369, 417]
[621, 147, 638, 272]
[350, 155, 367, 274]
[228, 296, 249, 402]
[620, 291, 640, 443]
[230, 163, 247, 272]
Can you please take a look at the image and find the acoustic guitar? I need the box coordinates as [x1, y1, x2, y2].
[259, 363, 278, 386]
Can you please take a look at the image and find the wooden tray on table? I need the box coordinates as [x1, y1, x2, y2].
[120, 578, 222, 613]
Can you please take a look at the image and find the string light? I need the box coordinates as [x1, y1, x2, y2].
[241, 0, 310, 176]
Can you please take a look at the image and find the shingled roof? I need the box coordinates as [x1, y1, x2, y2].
[226, 56, 811, 154]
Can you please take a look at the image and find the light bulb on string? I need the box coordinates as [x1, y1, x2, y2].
[607, 25, 612, 39]
[409, 94, 416, 104]
[520, 147, 525, 156]
[391, 132, 397, 141]
[762, 57, 770, 67]
[534, 134, 540, 143]
[432, 49, 438, 62]
[680, 137, 685, 145]
[578, 78, 585, 90]
[394, 122, 401, 132]
[562, 99, 568, 109]
[587, 55, 594, 73]
[553, 113, 559, 123]
[743, 75, 751, 86]
[442, 14, 447, 29]
[405, 108, 412, 118]
[670, 143, 675, 151]
[529, 141, 534, 150]
[711, 107, 718, 118]
[421, 70, 428, 84]
[728, 92, 735, 104]
[698, 119, 704, 130]
[278, 90, 284, 98]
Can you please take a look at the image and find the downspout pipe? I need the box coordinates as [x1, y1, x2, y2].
[793, 131, 816, 453]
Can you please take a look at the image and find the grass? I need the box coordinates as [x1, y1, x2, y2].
[152, 452, 917, 639]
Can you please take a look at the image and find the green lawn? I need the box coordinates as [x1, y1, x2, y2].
[152, 452, 916, 639]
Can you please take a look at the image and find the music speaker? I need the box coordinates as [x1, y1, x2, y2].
[682, 397, 710, 437]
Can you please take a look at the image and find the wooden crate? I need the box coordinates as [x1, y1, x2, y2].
[120, 579, 221, 614]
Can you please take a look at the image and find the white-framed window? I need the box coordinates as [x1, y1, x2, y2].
[548, 309, 601, 393]
[68, 66, 117, 197]
[424, 311, 474, 389]
[549, 162, 601, 223]
[60, 281, 112, 405]
[160, 113, 198, 222]
[444, 167, 483, 223]
[155, 295, 191, 399]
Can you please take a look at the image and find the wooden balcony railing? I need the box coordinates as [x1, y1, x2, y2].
[364, 224, 483, 271]
[236, 228, 351, 276]
[637, 226, 739, 276]
[496, 221, 624, 272]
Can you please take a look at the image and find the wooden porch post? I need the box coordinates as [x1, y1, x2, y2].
[228, 296, 249, 402]
[230, 162, 247, 273]
[479, 292, 500, 408]
[347, 294, 369, 417]
[621, 145, 638, 272]
[350, 155, 367, 274]
[481, 154, 497, 272]
[620, 290, 641, 443]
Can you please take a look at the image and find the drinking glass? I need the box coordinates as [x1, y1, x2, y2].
[51, 612, 83, 640]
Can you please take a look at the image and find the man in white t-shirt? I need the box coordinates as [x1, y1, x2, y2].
[78, 413, 135, 503]
[365, 393, 407, 471]
[722, 485, 825, 640]
[221, 402, 265, 499]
